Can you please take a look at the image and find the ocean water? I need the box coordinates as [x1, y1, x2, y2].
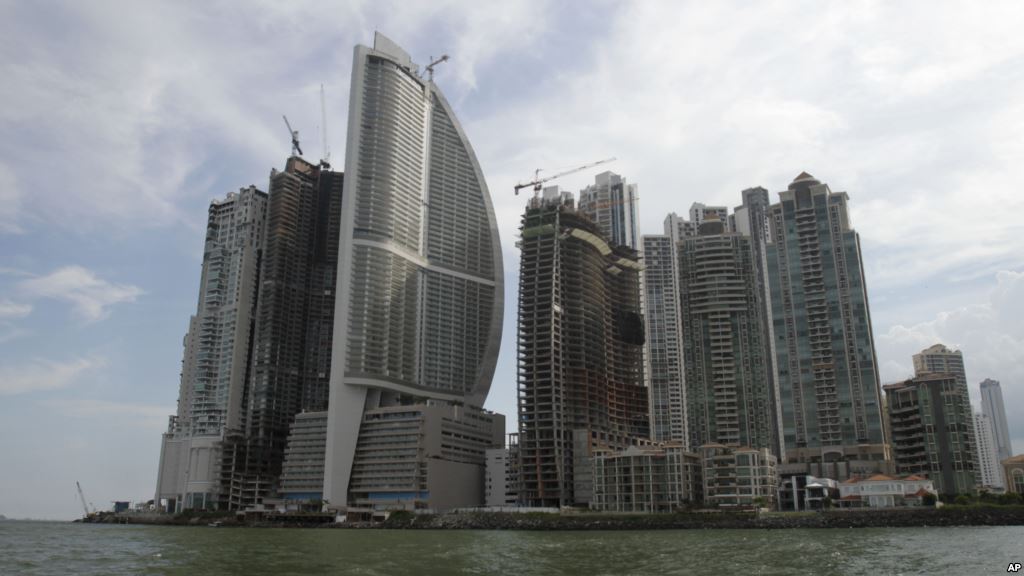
[0, 521, 1022, 575]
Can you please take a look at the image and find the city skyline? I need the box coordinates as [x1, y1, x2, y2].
[3, 2, 1024, 519]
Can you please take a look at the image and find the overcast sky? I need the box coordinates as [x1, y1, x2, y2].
[2, 1, 1024, 520]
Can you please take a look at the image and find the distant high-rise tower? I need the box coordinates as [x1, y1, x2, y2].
[913, 344, 967, 388]
[733, 187, 784, 458]
[664, 203, 730, 241]
[677, 215, 778, 453]
[324, 34, 504, 510]
[974, 412, 1004, 489]
[640, 232, 686, 445]
[766, 172, 887, 464]
[518, 192, 648, 507]
[980, 378, 1013, 464]
[578, 171, 639, 249]
[156, 186, 267, 512]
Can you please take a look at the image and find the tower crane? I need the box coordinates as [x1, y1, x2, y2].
[282, 115, 303, 157]
[514, 157, 616, 199]
[424, 54, 449, 81]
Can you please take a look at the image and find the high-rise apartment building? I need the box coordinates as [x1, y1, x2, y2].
[641, 233, 686, 445]
[677, 216, 778, 453]
[220, 157, 343, 509]
[517, 192, 648, 507]
[664, 203, 730, 241]
[913, 344, 967, 388]
[884, 374, 978, 495]
[156, 186, 267, 512]
[324, 34, 504, 511]
[766, 172, 887, 465]
[973, 411, 1003, 489]
[577, 171, 639, 249]
[980, 378, 1013, 464]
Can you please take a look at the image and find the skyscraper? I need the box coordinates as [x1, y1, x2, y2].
[913, 343, 967, 388]
[641, 233, 686, 445]
[980, 378, 1013, 464]
[885, 374, 977, 495]
[156, 186, 267, 512]
[577, 171, 639, 249]
[220, 157, 343, 509]
[324, 34, 504, 511]
[517, 192, 648, 507]
[677, 215, 778, 453]
[974, 411, 1003, 489]
[766, 172, 887, 466]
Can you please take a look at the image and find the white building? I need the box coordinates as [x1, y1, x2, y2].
[155, 186, 267, 512]
[591, 443, 701, 513]
[980, 379, 1013, 464]
[324, 33, 504, 510]
[974, 412, 1004, 490]
[837, 474, 936, 508]
[640, 234, 687, 445]
[577, 171, 639, 249]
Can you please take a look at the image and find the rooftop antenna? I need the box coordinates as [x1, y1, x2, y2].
[282, 115, 302, 157]
[319, 84, 331, 169]
[425, 54, 449, 82]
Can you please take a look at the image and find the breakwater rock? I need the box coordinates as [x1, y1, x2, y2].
[380, 507, 1024, 530]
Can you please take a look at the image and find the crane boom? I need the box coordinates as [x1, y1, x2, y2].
[76, 481, 90, 518]
[282, 115, 303, 157]
[514, 157, 616, 196]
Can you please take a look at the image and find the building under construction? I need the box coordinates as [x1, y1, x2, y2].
[517, 188, 648, 508]
[219, 156, 344, 510]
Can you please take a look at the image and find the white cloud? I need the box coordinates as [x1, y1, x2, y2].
[0, 299, 32, 319]
[0, 356, 106, 396]
[876, 271, 1024, 447]
[43, 398, 172, 431]
[18, 266, 143, 322]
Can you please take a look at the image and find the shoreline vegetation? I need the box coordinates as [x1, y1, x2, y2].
[80, 506, 1024, 530]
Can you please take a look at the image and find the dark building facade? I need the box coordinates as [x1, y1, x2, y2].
[884, 374, 978, 495]
[517, 192, 648, 507]
[221, 156, 343, 509]
[766, 173, 887, 466]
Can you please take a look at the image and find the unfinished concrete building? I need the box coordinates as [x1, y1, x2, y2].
[517, 190, 648, 508]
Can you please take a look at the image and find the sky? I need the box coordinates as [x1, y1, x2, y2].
[2, 0, 1024, 520]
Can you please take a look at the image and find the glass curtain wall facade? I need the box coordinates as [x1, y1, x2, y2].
[324, 34, 503, 508]
[766, 173, 887, 464]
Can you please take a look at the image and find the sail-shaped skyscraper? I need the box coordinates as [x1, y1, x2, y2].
[324, 34, 504, 514]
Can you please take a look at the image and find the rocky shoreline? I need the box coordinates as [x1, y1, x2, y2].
[86, 506, 1024, 530]
[379, 507, 1024, 530]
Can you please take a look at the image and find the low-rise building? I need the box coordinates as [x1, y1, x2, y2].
[701, 444, 777, 509]
[346, 402, 504, 518]
[485, 434, 520, 507]
[779, 474, 839, 511]
[590, 443, 701, 513]
[278, 411, 328, 507]
[837, 474, 936, 508]
[1003, 455, 1024, 494]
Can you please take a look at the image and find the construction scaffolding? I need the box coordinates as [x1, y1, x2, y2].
[517, 196, 648, 508]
